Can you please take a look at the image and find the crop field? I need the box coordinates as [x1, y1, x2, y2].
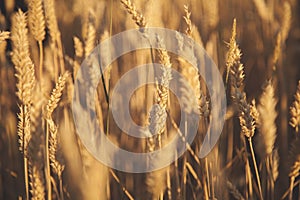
[0, 0, 299, 199]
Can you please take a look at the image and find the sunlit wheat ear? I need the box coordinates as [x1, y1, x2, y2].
[181, 6, 203, 47]
[120, 0, 147, 28]
[26, 0, 46, 42]
[84, 10, 96, 58]
[44, 0, 60, 42]
[290, 81, 300, 133]
[12, 9, 35, 154]
[74, 36, 84, 59]
[45, 71, 70, 119]
[11, 9, 36, 105]
[183, 5, 193, 36]
[29, 161, 45, 200]
[237, 91, 256, 138]
[11, 10, 36, 200]
[156, 36, 172, 111]
[226, 19, 245, 87]
[0, 31, 9, 43]
[256, 81, 277, 158]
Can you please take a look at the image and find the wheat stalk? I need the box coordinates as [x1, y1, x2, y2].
[11, 10, 36, 200]
[44, 71, 69, 199]
[227, 19, 262, 200]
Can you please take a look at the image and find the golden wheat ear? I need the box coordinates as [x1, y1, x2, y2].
[290, 81, 300, 133]
[120, 0, 147, 28]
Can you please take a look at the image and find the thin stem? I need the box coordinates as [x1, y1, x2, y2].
[45, 121, 52, 200]
[289, 176, 295, 200]
[22, 105, 29, 200]
[59, 175, 64, 200]
[248, 137, 263, 200]
[205, 158, 211, 198]
[38, 41, 43, 84]
[24, 156, 29, 200]
[182, 115, 187, 200]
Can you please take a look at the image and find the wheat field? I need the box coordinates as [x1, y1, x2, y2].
[0, 0, 300, 199]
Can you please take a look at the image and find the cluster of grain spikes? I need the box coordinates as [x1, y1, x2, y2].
[178, 5, 211, 199]
[226, 19, 263, 200]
